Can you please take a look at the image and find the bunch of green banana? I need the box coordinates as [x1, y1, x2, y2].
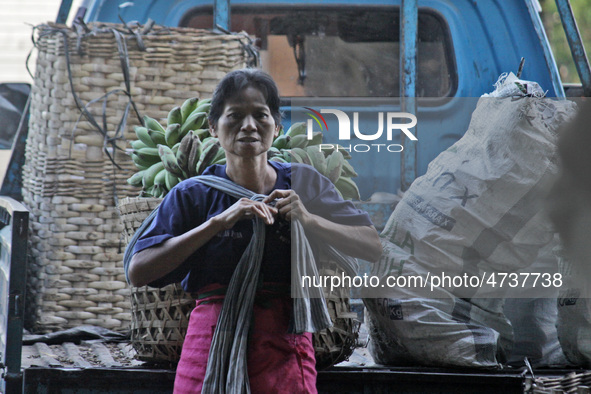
[128, 107, 362, 200]
[127, 96, 219, 198]
[267, 122, 361, 200]
[288, 146, 360, 200]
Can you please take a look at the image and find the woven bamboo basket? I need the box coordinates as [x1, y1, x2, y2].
[118, 196, 196, 363]
[22, 21, 255, 333]
[129, 283, 195, 363]
[313, 262, 360, 370]
[118, 197, 359, 368]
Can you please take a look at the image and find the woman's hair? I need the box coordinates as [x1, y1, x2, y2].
[208, 68, 282, 128]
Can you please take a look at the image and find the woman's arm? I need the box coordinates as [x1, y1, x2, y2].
[128, 217, 224, 287]
[128, 198, 278, 287]
[300, 212, 382, 262]
[264, 190, 382, 262]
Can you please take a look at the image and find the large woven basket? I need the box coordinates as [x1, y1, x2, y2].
[118, 197, 359, 368]
[22, 21, 254, 333]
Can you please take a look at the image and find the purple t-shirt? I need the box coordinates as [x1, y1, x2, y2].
[134, 161, 372, 292]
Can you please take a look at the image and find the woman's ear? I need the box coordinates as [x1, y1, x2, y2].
[274, 125, 282, 138]
[210, 126, 217, 137]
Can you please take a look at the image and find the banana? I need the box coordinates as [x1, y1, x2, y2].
[171, 142, 180, 155]
[167, 106, 182, 126]
[287, 150, 300, 164]
[272, 134, 290, 150]
[306, 146, 327, 176]
[148, 129, 166, 146]
[270, 156, 287, 163]
[159, 144, 184, 177]
[291, 147, 312, 166]
[285, 122, 306, 137]
[196, 141, 221, 175]
[143, 185, 155, 198]
[341, 159, 358, 178]
[194, 128, 211, 141]
[142, 162, 165, 189]
[335, 176, 361, 200]
[130, 139, 149, 150]
[176, 130, 194, 177]
[165, 123, 182, 146]
[290, 134, 309, 149]
[212, 156, 226, 165]
[135, 126, 157, 148]
[282, 149, 292, 163]
[187, 134, 204, 177]
[337, 145, 352, 159]
[181, 111, 208, 134]
[325, 150, 344, 184]
[151, 183, 163, 198]
[154, 167, 168, 189]
[127, 170, 145, 187]
[131, 153, 152, 170]
[201, 137, 219, 152]
[135, 146, 160, 159]
[210, 147, 225, 165]
[267, 147, 282, 159]
[165, 171, 180, 190]
[144, 115, 166, 133]
[309, 131, 323, 146]
[320, 144, 352, 160]
[191, 101, 211, 118]
[133, 147, 161, 169]
[180, 97, 200, 123]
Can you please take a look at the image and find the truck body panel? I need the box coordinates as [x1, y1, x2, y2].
[84, 0, 563, 196]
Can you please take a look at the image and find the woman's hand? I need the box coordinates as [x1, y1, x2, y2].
[264, 189, 382, 262]
[213, 197, 278, 229]
[263, 189, 311, 225]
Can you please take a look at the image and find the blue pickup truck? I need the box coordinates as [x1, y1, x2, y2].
[2, 0, 589, 393]
[81, 0, 580, 198]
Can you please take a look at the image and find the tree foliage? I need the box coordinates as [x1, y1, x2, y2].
[540, 0, 591, 83]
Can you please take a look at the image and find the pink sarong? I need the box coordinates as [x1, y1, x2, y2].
[173, 287, 317, 393]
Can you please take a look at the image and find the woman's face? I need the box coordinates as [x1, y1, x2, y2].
[211, 86, 279, 160]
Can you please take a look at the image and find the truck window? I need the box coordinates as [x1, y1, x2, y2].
[181, 6, 456, 97]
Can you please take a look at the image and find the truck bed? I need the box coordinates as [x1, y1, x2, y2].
[19, 326, 585, 394]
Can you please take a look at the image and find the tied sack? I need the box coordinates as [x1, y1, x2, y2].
[364, 73, 578, 368]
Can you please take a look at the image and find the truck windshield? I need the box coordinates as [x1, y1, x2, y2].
[181, 6, 456, 97]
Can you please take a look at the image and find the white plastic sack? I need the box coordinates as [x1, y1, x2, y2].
[378, 95, 576, 287]
[365, 295, 512, 368]
[364, 75, 577, 367]
[504, 239, 568, 367]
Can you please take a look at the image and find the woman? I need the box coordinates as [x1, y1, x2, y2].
[128, 69, 382, 393]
